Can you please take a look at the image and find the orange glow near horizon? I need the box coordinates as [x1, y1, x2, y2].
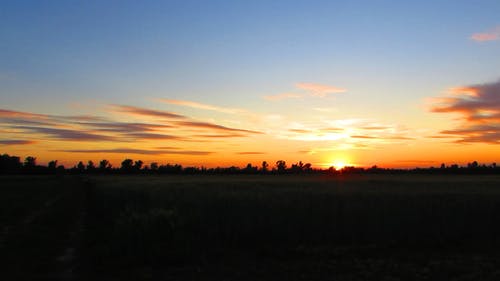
[1, 79, 499, 169]
[331, 161, 347, 170]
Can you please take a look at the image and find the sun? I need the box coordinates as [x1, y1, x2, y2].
[332, 160, 347, 170]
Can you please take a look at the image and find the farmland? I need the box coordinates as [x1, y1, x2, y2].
[2, 174, 500, 280]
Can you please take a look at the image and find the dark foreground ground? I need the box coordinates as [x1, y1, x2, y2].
[1, 174, 500, 280]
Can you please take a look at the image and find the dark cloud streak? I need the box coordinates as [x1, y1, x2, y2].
[16, 126, 116, 142]
[59, 148, 213, 156]
[430, 79, 500, 144]
[0, 140, 36, 145]
[111, 105, 186, 119]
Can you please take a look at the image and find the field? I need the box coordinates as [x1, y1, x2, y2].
[2, 174, 500, 280]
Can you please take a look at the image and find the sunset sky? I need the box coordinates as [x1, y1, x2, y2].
[1, 0, 499, 169]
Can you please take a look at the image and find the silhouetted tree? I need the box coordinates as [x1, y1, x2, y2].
[77, 161, 85, 172]
[150, 162, 159, 171]
[24, 156, 36, 168]
[291, 161, 305, 173]
[121, 159, 134, 173]
[134, 160, 144, 171]
[243, 163, 258, 174]
[0, 154, 22, 173]
[261, 161, 269, 173]
[99, 159, 111, 171]
[276, 160, 287, 173]
[87, 160, 95, 171]
[48, 160, 58, 170]
[303, 162, 312, 172]
[468, 161, 479, 169]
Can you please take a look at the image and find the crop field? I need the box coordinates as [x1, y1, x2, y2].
[2, 174, 500, 280]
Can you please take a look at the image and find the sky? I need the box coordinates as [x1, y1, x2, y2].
[1, 0, 499, 169]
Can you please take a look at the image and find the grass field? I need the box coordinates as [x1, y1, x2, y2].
[2, 174, 500, 280]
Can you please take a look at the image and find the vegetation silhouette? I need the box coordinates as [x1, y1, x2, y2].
[1, 153, 499, 175]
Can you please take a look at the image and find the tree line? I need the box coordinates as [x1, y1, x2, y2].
[0, 153, 498, 175]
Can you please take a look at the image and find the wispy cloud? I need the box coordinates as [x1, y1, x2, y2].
[111, 105, 186, 119]
[0, 109, 50, 119]
[295, 82, 347, 97]
[15, 126, 116, 142]
[0, 140, 36, 145]
[192, 133, 247, 138]
[264, 83, 346, 101]
[280, 119, 412, 146]
[1, 105, 263, 146]
[429, 79, 500, 144]
[350, 135, 378, 139]
[160, 99, 244, 114]
[60, 148, 213, 156]
[471, 26, 500, 42]
[125, 132, 183, 140]
[176, 121, 262, 134]
[0, 117, 56, 127]
[263, 93, 302, 101]
[81, 122, 173, 133]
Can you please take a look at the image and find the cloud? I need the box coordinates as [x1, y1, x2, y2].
[192, 133, 247, 138]
[81, 122, 173, 133]
[471, 26, 500, 42]
[0, 109, 49, 119]
[1, 105, 264, 147]
[0, 117, 56, 127]
[295, 82, 347, 97]
[160, 99, 244, 114]
[288, 129, 313, 134]
[111, 105, 186, 119]
[263, 83, 346, 101]
[350, 135, 378, 139]
[176, 121, 263, 134]
[15, 126, 116, 142]
[280, 119, 412, 145]
[263, 93, 302, 101]
[0, 140, 36, 145]
[60, 148, 213, 156]
[359, 125, 392, 130]
[429, 79, 500, 144]
[125, 133, 183, 140]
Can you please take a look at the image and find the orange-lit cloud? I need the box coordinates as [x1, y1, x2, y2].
[59, 148, 213, 156]
[263, 93, 302, 101]
[192, 133, 247, 138]
[1, 104, 263, 151]
[350, 135, 378, 139]
[111, 105, 186, 119]
[160, 99, 244, 114]
[176, 121, 262, 134]
[295, 82, 347, 97]
[81, 122, 173, 133]
[0, 140, 36, 145]
[264, 83, 346, 101]
[471, 26, 500, 42]
[281, 119, 411, 146]
[0, 109, 49, 119]
[124, 133, 184, 140]
[15, 126, 117, 142]
[430, 79, 500, 143]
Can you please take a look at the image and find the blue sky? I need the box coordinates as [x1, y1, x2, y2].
[1, 0, 499, 167]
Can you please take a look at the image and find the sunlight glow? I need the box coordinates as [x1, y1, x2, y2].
[332, 161, 347, 170]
